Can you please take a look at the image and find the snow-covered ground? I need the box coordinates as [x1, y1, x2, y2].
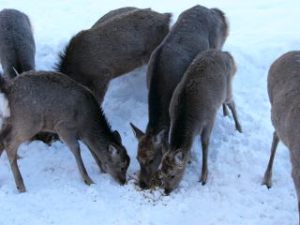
[0, 0, 300, 224]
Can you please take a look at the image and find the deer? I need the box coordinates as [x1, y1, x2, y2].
[0, 9, 56, 145]
[130, 5, 229, 189]
[56, 8, 171, 104]
[159, 49, 242, 194]
[262, 51, 300, 224]
[0, 9, 35, 78]
[0, 71, 130, 192]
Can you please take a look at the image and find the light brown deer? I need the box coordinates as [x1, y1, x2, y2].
[263, 51, 300, 224]
[159, 50, 241, 194]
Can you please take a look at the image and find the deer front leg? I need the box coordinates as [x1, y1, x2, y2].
[290, 150, 300, 224]
[199, 123, 214, 185]
[90, 150, 106, 173]
[222, 104, 229, 117]
[56, 124, 94, 185]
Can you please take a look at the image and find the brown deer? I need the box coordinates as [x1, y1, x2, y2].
[0, 9, 59, 145]
[0, 71, 130, 192]
[130, 5, 229, 189]
[57, 8, 171, 103]
[159, 49, 241, 194]
[262, 51, 300, 224]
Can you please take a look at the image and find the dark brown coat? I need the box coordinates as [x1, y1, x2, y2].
[57, 8, 171, 103]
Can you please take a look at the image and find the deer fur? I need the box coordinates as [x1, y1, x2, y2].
[130, 5, 229, 189]
[57, 8, 171, 103]
[263, 51, 300, 224]
[159, 49, 241, 194]
[0, 71, 130, 192]
[91, 7, 138, 28]
[0, 9, 35, 78]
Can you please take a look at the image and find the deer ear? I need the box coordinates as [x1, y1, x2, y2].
[112, 130, 122, 144]
[130, 123, 145, 140]
[153, 129, 166, 146]
[174, 149, 185, 166]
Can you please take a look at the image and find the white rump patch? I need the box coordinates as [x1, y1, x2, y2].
[0, 92, 10, 130]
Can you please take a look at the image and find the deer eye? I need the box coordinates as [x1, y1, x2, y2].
[148, 159, 154, 164]
[170, 175, 175, 179]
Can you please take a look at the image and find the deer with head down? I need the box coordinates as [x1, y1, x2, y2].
[159, 49, 242, 194]
[57, 8, 171, 104]
[0, 9, 60, 145]
[0, 71, 130, 192]
[0, 9, 35, 78]
[262, 51, 300, 224]
[130, 5, 230, 189]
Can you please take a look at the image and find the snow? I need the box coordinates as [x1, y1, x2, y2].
[0, 0, 300, 225]
[0, 92, 10, 130]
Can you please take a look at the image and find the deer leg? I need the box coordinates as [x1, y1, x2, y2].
[262, 131, 279, 188]
[81, 136, 107, 174]
[90, 150, 106, 173]
[56, 125, 94, 185]
[92, 75, 111, 104]
[0, 142, 4, 157]
[199, 123, 214, 185]
[290, 151, 300, 224]
[222, 104, 229, 117]
[6, 141, 26, 192]
[187, 150, 192, 164]
[226, 100, 242, 133]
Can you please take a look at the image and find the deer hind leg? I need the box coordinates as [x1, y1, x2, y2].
[262, 131, 279, 188]
[5, 140, 26, 192]
[199, 123, 214, 185]
[222, 104, 229, 117]
[290, 151, 300, 223]
[92, 75, 111, 104]
[55, 123, 94, 185]
[226, 100, 242, 133]
[187, 150, 192, 164]
[0, 142, 4, 157]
